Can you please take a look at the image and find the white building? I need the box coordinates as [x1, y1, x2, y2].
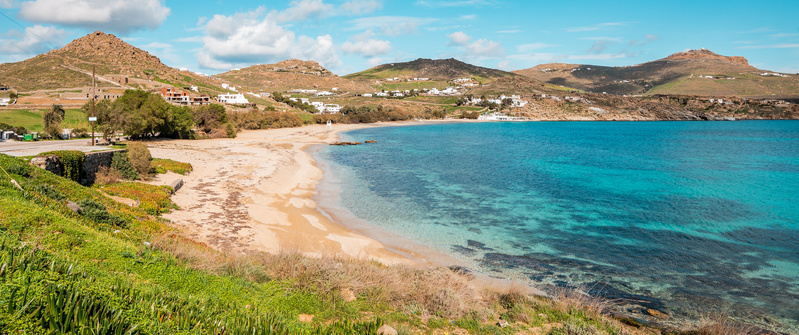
[332, 87, 338, 91]
[189, 85, 199, 92]
[316, 91, 333, 96]
[376, 92, 388, 97]
[222, 83, 229, 89]
[218, 93, 249, 104]
[363, 93, 373, 97]
[311, 101, 325, 112]
[230, 86, 238, 92]
[323, 104, 341, 113]
[0, 98, 10, 107]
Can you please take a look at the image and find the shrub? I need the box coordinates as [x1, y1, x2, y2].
[29, 184, 66, 201]
[94, 166, 122, 185]
[40, 150, 85, 182]
[76, 198, 127, 227]
[151, 158, 192, 175]
[225, 122, 237, 138]
[70, 128, 89, 138]
[111, 151, 139, 180]
[126, 142, 152, 177]
[45, 124, 63, 140]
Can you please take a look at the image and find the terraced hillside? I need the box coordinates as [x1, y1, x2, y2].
[215, 59, 372, 94]
[345, 58, 520, 84]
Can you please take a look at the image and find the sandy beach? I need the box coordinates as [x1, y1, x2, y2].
[147, 122, 432, 265]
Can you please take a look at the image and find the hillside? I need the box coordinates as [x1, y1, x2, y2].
[0, 32, 226, 97]
[513, 49, 799, 98]
[344, 58, 520, 83]
[215, 59, 371, 93]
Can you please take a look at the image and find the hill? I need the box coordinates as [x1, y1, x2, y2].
[513, 49, 799, 98]
[215, 59, 371, 94]
[0, 32, 229, 98]
[344, 58, 520, 83]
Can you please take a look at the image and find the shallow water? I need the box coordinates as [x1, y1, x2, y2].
[315, 121, 799, 332]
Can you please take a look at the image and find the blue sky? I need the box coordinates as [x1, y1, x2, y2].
[1, 0, 798, 75]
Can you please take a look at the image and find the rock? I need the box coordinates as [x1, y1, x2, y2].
[377, 325, 397, 335]
[30, 155, 62, 176]
[168, 178, 184, 193]
[298, 314, 314, 322]
[365, 140, 377, 143]
[331, 141, 363, 146]
[497, 319, 509, 328]
[66, 201, 83, 214]
[645, 308, 669, 319]
[341, 288, 356, 302]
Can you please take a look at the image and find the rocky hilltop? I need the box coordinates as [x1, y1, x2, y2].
[345, 58, 519, 82]
[52, 31, 169, 72]
[665, 48, 749, 66]
[216, 60, 370, 93]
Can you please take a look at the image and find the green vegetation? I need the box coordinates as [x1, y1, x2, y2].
[40, 150, 85, 182]
[151, 158, 193, 175]
[0, 109, 86, 133]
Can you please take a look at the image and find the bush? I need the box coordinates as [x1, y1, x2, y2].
[127, 143, 152, 177]
[76, 198, 127, 227]
[45, 124, 63, 140]
[94, 166, 122, 185]
[225, 123, 237, 138]
[111, 151, 139, 180]
[70, 128, 89, 138]
[29, 184, 65, 201]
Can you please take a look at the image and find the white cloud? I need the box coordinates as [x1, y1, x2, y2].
[277, 0, 333, 23]
[566, 22, 629, 33]
[0, 0, 16, 8]
[341, 31, 391, 56]
[497, 30, 522, 34]
[447, 31, 471, 46]
[737, 43, 799, 49]
[416, 0, 492, 7]
[18, 0, 170, 34]
[447, 31, 503, 57]
[348, 16, 437, 36]
[340, 0, 382, 15]
[629, 34, 659, 46]
[175, 36, 202, 43]
[460, 14, 476, 20]
[198, 8, 339, 70]
[497, 59, 511, 70]
[517, 43, 557, 52]
[0, 25, 66, 56]
[465, 38, 504, 57]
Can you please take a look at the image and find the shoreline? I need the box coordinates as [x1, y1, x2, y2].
[148, 120, 461, 267]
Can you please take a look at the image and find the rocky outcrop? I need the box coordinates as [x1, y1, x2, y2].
[30, 155, 62, 177]
[665, 48, 749, 66]
[331, 141, 363, 146]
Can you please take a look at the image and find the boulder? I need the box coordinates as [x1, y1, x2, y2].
[365, 140, 377, 143]
[169, 178, 184, 193]
[30, 155, 62, 176]
[66, 201, 83, 214]
[377, 325, 397, 335]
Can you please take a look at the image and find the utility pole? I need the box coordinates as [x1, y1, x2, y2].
[90, 65, 96, 146]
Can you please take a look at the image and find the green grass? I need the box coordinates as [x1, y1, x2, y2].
[151, 158, 193, 175]
[0, 109, 87, 132]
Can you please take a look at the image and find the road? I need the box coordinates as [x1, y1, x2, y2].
[0, 139, 100, 157]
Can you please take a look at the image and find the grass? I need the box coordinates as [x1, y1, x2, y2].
[0, 109, 87, 132]
[0, 153, 754, 334]
[152, 158, 193, 175]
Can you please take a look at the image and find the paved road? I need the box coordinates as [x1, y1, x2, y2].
[0, 139, 104, 157]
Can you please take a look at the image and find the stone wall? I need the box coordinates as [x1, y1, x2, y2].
[82, 149, 126, 185]
[30, 149, 126, 185]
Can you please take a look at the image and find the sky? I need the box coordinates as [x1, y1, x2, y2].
[1, 0, 799, 76]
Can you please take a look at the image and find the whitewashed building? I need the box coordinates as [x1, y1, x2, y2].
[218, 93, 249, 104]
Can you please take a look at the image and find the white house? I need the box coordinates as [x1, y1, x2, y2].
[311, 101, 325, 112]
[323, 104, 341, 113]
[300, 98, 310, 104]
[331, 87, 338, 91]
[0, 98, 10, 107]
[428, 88, 440, 95]
[315, 91, 333, 96]
[222, 83, 230, 89]
[189, 85, 199, 92]
[376, 92, 388, 97]
[363, 93, 373, 97]
[230, 86, 238, 92]
[218, 93, 249, 104]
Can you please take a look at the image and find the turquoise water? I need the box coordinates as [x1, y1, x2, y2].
[315, 121, 799, 331]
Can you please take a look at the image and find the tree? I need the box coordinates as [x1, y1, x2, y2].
[193, 104, 228, 133]
[44, 104, 66, 139]
[82, 89, 185, 139]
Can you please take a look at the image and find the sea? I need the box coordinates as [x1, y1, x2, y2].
[312, 120, 799, 332]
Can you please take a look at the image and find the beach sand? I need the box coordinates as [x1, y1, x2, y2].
[147, 122, 426, 265]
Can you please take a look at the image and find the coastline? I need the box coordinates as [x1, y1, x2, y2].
[148, 121, 457, 266]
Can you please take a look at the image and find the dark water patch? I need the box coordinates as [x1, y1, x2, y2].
[723, 227, 799, 258]
[581, 281, 667, 311]
[467, 240, 493, 251]
[450, 245, 476, 257]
